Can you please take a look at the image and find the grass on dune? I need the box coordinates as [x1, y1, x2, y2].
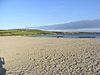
[0, 29, 99, 36]
[0, 29, 52, 36]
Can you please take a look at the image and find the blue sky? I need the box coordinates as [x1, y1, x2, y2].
[0, 0, 100, 29]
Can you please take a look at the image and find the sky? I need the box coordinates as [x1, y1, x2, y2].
[0, 0, 100, 29]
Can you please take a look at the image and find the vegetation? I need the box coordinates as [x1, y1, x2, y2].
[0, 29, 52, 36]
[0, 29, 99, 36]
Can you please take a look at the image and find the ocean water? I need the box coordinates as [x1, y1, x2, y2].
[60, 34, 100, 38]
[33, 34, 100, 38]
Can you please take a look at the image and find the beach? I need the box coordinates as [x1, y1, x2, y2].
[0, 36, 100, 75]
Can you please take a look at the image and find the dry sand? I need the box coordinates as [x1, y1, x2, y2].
[0, 36, 100, 75]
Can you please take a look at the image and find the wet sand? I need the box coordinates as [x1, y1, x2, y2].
[0, 36, 100, 75]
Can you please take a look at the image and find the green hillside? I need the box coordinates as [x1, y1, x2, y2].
[0, 29, 99, 36]
[0, 29, 52, 36]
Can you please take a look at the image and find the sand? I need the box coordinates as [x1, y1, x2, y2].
[0, 36, 100, 75]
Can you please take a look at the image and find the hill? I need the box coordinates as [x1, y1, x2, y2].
[38, 19, 100, 32]
[0, 29, 51, 36]
[0, 29, 100, 36]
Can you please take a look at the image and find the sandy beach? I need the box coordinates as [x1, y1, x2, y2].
[0, 36, 100, 75]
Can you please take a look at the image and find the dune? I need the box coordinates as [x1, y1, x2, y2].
[0, 36, 100, 75]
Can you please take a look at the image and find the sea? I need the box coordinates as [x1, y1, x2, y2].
[33, 34, 100, 38]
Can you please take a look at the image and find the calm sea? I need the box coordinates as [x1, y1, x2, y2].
[33, 34, 100, 38]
